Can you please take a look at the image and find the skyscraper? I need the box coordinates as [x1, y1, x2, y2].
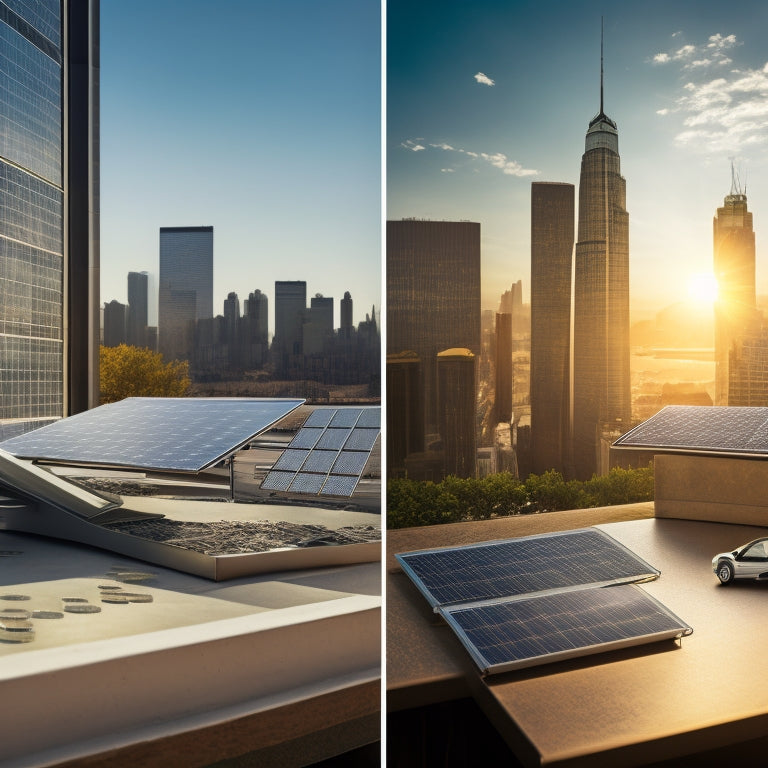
[714, 175, 757, 405]
[103, 301, 127, 348]
[341, 291, 353, 337]
[495, 313, 513, 424]
[572, 44, 630, 480]
[274, 281, 307, 369]
[127, 271, 149, 347]
[0, 1, 100, 438]
[386, 351, 424, 477]
[530, 182, 574, 476]
[158, 226, 214, 362]
[437, 348, 477, 478]
[387, 219, 481, 434]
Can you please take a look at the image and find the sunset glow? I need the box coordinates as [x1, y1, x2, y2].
[687, 273, 719, 304]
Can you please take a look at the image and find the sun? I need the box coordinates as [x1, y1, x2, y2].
[687, 273, 719, 304]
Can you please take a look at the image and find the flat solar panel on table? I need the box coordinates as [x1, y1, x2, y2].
[396, 528, 660, 610]
[0, 398, 304, 473]
[261, 406, 380, 497]
[440, 583, 692, 675]
[613, 405, 768, 454]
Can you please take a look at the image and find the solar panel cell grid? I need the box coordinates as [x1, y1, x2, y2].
[289, 472, 326, 494]
[303, 409, 335, 428]
[320, 475, 359, 496]
[331, 451, 369, 476]
[272, 449, 309, 471]
[302, 450, 338, 473]
[442, 584, 692, 674]
[344, 428, 379, 451]
[288, 428, 324, 450]
[261, 471, 294, 491]
[356, 409, 381, 428]
[396, 528, 659, 608]
[329, 409, 362, 428]
[316, 429, 352, 451]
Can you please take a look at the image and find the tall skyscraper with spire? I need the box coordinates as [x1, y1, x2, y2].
[714, 167, 757, 405]
[573, 27, 630, 479]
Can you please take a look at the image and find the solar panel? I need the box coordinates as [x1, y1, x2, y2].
[302, 450, 338, 473]
[272, 449, 309, 472]
[260, 471, 294, 491]
[440, 584, 692, 675]
[0, 398, 304, 473]
[331, 451, 369, 476]
[289, 472, 326, 493]
[320, 474, 359, 496]
[261, 407, 380, 498]
[396, 528, 660, 610]
[613, 405, 768, 455]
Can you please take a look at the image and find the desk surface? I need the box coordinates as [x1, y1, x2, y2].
[387, 504, 768, 766]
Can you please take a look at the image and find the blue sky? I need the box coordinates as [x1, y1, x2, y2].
[387, 0, 768, 319]
[100, 0, 381, 333]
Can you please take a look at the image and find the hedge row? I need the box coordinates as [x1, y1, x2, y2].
[387, 465, 654, 529]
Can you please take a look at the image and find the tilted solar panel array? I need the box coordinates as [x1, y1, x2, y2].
[261, 407, 380, 497]
[613, 405, 768, 454]
[396, 528, 692, 675]
[0, 398, 305, 472]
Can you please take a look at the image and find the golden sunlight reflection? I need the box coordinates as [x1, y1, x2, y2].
[687, 273, 719, 304]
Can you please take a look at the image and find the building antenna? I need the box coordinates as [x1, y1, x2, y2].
[600, 16, 604, 115]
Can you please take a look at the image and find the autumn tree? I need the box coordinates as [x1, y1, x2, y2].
[100, 345, 191, 404]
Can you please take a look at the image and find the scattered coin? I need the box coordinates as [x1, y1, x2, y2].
[31, 610, 64, 619]
[98, 585, 122, 591]
[0, 627, 34, 643]
[0, 609, 31, 621]
[63, 604, 101, 614]
[0, 594, 31, 601]
[121, 593, 153, 603]
[61, 597, 89, 603]
[109, 571, 155, 583]
[0, 619, 33, 630]
[100, 594, 132, 604]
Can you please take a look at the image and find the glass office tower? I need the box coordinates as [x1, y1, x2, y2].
[158, 226, 214, 362]
[0, 0, 100, 439]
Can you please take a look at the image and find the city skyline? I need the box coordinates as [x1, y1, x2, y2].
[388, 0, 768, 319]
[100, 0, 381, 333]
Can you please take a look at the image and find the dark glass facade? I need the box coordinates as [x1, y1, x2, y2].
[387, 220, 481, 434]
[158, 226, 214, 362]
[0, 0, 99, 436]
[530, 182, 574, 476]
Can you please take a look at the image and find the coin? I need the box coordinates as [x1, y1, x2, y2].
[61, 597, 88, 603]
[0, 609, 31, 620]
[0, 627, 34, 643]
[98, 585, 122, 591]
[0, 594, 31, 601]
[0, 619, 33, 630]
[31, 610, 64, 619]
[110, 572, 155, 583]
[122, 593, 153, 603]
[63, 604, 101, 614]
[100, 594, 131, 604]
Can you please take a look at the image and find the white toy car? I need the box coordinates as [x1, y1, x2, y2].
[713, 538, 768, 585]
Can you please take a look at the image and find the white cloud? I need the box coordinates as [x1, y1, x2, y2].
[649, 33, 768, 152]
[474, 72, 495, 86]
[401, 138, 538, 177]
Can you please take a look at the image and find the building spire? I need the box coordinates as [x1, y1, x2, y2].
[600, 16, 604, 115]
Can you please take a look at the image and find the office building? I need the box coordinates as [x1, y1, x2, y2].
[386, 352, 424, 477]
[572, 63, 630, 479]
[127, 271, 149, 347]
[530, 182, 574, 475]
[103, 301, 127, 348]
[304, 294, 334, 355]
[714, 176, 757, 405]
[495, 313, 513, 423]
[387, 219, 481, 434]
[437, 348, 477, 478]
[341, 291, 353, 337]
[0, 1, 99, 437]
[158, 226, 213, 362]
[274, 281, 307, 356]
